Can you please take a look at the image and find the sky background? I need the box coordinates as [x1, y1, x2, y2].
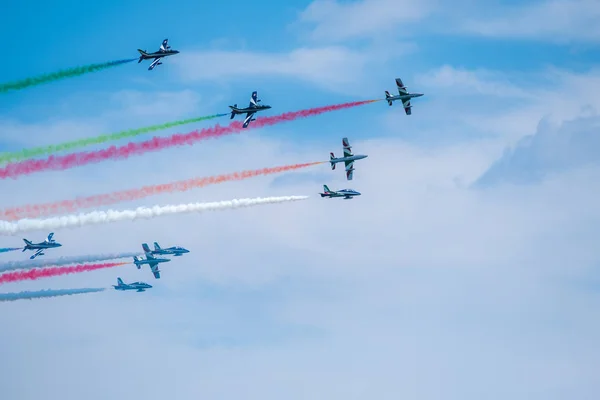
[1, 0, 600, 398]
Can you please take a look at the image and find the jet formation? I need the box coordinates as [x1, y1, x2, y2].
[2, 49, 425, 292]
[22, 232, 62, 259]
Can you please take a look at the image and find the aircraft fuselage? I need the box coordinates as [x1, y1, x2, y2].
[134, 258, 170, 267]
[388, 93, 424, 102]
[140, 50, 179, 60]
[332, 154, 368, 164]
[24, 243, 61, 250]
[229, 105, 271, 114]
[322, 190, 361, 199]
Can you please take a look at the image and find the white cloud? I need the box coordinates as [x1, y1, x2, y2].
[294, 0, 600, 44]
[402, 65, 600, 146]
[460, 0, 600, 43]
[416, 64, 535, 99]
[475, 114, 600, 186]
[295, 0, 435, 42]
[1, 131, 599, 399]
[173, 45, 415, 94]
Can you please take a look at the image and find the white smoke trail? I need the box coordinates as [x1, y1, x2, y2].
[0, 252, 140, 272]
[0, 288, 106, 302]
[0, 196, 308, 235]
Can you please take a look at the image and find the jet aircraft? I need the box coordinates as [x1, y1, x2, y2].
[137, 39, 180, 70]
[133, 243, 171, 279]
[229, 91, 271, 128]
[150, 242, 189, 257]
[384, 77, 424, 115]
[329, 137, 368, 181]
[319, 185, 361, 199]
[22, 232, 62, 259]
[113, 277, 152, 292]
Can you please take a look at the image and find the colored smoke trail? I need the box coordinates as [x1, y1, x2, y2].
[0, 196, 308, 235]
[0, 247, 20, 253]
[2, 162, 324, 219]
[0, 262, 128, 284]
[0, 113, 229, 165]
[0, 288, 106, 302]
[0, 59, 136, 93]
[0, 252, 140, 273]
[0, 99, 380, 179]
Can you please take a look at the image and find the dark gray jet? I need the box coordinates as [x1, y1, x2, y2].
[22, 232, 62, 259]
[137, 39, 180, 70]
[229, 91, 271, 128]
[385, 77, 424, 115]
[329, 137, 368, 181]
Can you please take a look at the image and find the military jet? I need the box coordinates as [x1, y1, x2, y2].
[229, 91, 271, 128]
[133, 243, 171, 279]
[22, 232, 62, 260]
[385, 77, 424, 115]
[329, 137, 368, 181]
[113, 277, 152, 292]
[150, 242, 189, 257]
[137, 39, 180, 70]
[319, 185, 361, 200]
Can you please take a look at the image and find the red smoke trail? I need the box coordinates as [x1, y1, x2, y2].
[0, 262, 128, 284]
[1, 161, 325, 220]
[0, 100, 380, 180]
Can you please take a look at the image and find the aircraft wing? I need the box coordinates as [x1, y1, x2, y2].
[243, 112, 256, 128]
[149, 58, 162, 70]
[342, 137, 353, 157]
[249, 91, 258, 107]
[149, 262, 161, 279]
[32, 249, 44, 259]
[142, 243, 153, 255]
[396, 78, 408, 95]
[402, 98, 412, 115]
[160, 39, 170, 52]
[344, 160, 354, 181]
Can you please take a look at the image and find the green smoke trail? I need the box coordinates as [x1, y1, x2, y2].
[0, 113, 228, 164]
[0, 58, 136, 94]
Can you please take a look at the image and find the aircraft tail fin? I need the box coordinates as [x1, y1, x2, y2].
[323, 185, 331, 193]
[229, 104, 237, 119]
[133, 256, 141, 269]
[142, 243, 151, 254]
[385, 91, 393, 106]
[117, 277, 124, 285]
[137, 49, 148, 63]
[153, 242, 161, 251]
[330, 153, 336, 170]
[22, 238, 32, 250]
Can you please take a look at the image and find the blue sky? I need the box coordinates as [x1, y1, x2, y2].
[1, 1, 600, 399]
